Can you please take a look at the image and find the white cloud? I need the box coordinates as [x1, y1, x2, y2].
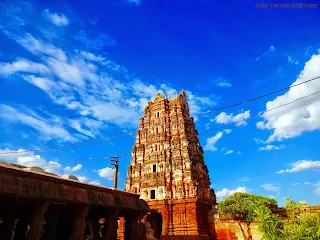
[77, 176, 88, 183]
[214, 110, 251, 126]
[257, 52, 320, 142]
[313, 182, 320, 195]
[259, 144, 285, 151]
[185, 90, 217, 117]
[97, 167, 114, 180]
[64, 164, 82, 172]
[216, 187, 247, 201]
[88, 180, 101, 186]
[0, 148, 99, 184]
[0, 3, 218, 143]
[287, 55, 299, 65]
[260, 183, 280, 194]
[240, 177, 250, 182]
[0, 148, 73, 176]
[254, 138, 266, 144]
[237, 151, 242, 155]
[224, 129, 232, 134]
[256, 45, 276, 61]
[224, 150, 233, 155]
[314, 182, 320, 188]
[0, 59, 50, 75]
[43, 9, 69, 26]
[16, 33, 68, 61]
[292, 183, 300, 186]
[204, 132, 223, 152]
[276, 160, 320, 174]
[216, 78, 232, 88]
[0, 104, 76, 142]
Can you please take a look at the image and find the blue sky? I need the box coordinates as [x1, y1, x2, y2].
[0, 0, 320, 206]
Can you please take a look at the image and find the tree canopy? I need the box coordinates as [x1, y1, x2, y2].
[217, 192, 278, 240]
[217, 192, 278, 222]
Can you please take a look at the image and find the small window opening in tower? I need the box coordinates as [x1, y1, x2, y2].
[156, 127, 158, 134]
[150, 189, 156, 199]
[157, 112, 159, 117]
[153, 164, 157, 172]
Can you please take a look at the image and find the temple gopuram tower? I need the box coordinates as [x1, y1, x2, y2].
[125, 90, 216, 239]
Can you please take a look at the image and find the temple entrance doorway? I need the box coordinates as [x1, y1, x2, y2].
[146, 210, 163, 239]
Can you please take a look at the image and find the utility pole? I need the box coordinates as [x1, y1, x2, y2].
[110, 156, 119, 189]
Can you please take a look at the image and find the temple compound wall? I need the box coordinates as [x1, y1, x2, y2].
[0, 162, 150, 240]
[124, 91, 216, 240]
[214, 203, 320, 240]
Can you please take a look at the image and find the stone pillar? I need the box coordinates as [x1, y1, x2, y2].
[26, 202, 49, 240]
[0, 212, 19, 240]
[124, 214, 139, 240]
[71, 205, 90, 240]
[41, 204, 61, 240]
[14, 204, 33, 240]
[103, 209, 120, 240]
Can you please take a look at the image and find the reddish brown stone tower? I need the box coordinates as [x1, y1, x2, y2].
[125, 90, 216, 239]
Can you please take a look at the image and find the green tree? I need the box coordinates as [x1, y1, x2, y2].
[217, 192, 277, 240]
[255, 198, 320, 240]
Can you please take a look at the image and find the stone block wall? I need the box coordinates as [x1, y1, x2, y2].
[215, 221, 263, 240]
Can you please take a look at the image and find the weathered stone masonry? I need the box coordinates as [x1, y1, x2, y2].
[125, 91, 216, 239]
[0, 163, 150, 240]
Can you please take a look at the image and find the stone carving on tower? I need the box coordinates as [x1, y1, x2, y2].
[125, 90, 215, 239]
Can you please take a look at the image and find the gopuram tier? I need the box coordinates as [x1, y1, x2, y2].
[125, 90, 216, 239]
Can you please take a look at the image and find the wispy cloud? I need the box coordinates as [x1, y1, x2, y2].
[276, 160, 320, 174]
[0, 2, 218, 143]
[216, 78, 232, 88]
[1, 148, 77, 176]
[0, 104, 76, 142]
[287, 55, 299, 65]
[43, 9, 69, 26]
[240, 177, 250, 182]
[224, 150, 234, 155]
[314, 182, 320, 195]
[204, 132, 223, 152]
[259, 144, 285, 151]
[260, 183, 280, 194]
[213, 110, 251, 127]
[256, 45, 276, 61]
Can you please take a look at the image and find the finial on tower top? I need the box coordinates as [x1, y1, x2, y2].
[154, 92, 165, 102]
[180, 90, 186, 98]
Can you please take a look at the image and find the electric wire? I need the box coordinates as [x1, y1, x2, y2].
[1, 76, 319, 155]
[1, 90, 319, 169]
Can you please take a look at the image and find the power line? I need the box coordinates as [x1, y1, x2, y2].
[194, 76, 320, 118]
[1, 76, 319, 155]
[199, 90, 320, 135]
[1, 90, 319, 170]
[0, 152, 131, 170]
